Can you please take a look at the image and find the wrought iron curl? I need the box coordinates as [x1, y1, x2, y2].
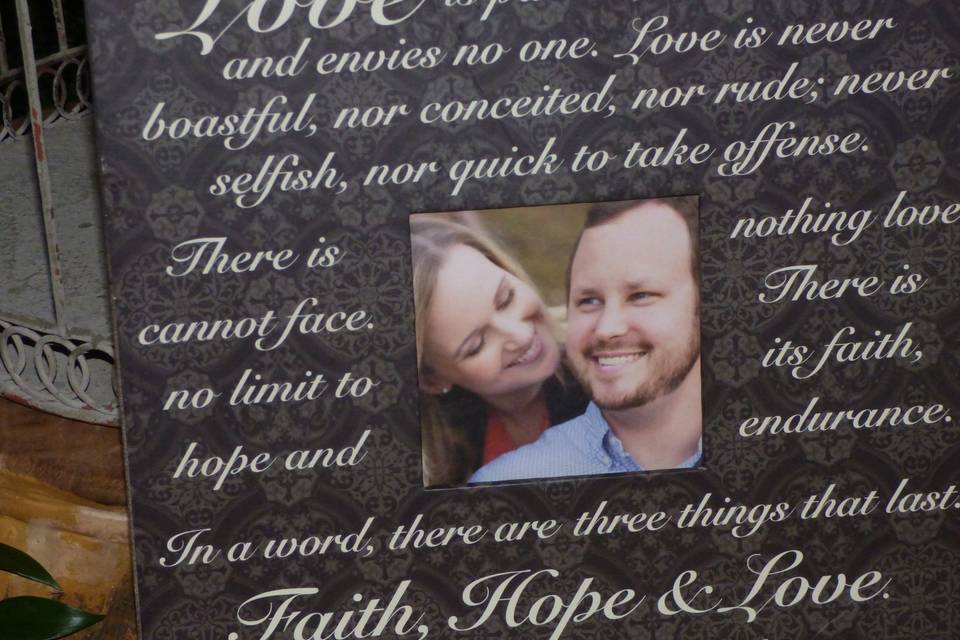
[0, 318, 118, 424]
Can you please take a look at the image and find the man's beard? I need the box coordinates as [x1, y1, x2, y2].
[571, 323, 700, 411]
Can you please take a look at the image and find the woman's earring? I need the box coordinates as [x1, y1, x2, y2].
[442, 386, 452, 394]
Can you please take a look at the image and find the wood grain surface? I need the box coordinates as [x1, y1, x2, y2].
[0, 398, 136, 639]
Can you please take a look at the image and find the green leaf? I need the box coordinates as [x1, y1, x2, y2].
[0, 544, 60, 590]
[0, 596, 104, 640]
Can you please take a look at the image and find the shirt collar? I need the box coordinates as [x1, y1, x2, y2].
[583, 402, 702, 472]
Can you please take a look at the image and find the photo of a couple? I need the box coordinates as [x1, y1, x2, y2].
[411, 196, 703, 487]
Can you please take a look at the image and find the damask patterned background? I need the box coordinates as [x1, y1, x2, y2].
[83, 0, 960, 638]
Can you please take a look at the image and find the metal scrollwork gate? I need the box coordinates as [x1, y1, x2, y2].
[1, 0, 117, 425]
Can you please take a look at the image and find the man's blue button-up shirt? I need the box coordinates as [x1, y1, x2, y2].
[468, 402, 701, 484]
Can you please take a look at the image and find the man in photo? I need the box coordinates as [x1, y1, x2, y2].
[469, 197, 702, 483]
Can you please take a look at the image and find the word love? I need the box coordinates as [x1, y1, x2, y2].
[658, 549, 891, 623]
[155, 0, 426, 55]
[614, 15, 725, 64]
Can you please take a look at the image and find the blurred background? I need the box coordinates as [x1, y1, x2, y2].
[419, 203, 589, 308]
[1, 1, 133, 638]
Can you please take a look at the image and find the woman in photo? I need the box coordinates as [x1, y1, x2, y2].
[411, 217, 587, 486]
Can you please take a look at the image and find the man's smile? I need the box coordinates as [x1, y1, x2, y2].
[592, 350, 649, 372]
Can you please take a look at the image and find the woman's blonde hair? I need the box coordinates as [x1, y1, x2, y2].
[411, 215, 538, 486]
